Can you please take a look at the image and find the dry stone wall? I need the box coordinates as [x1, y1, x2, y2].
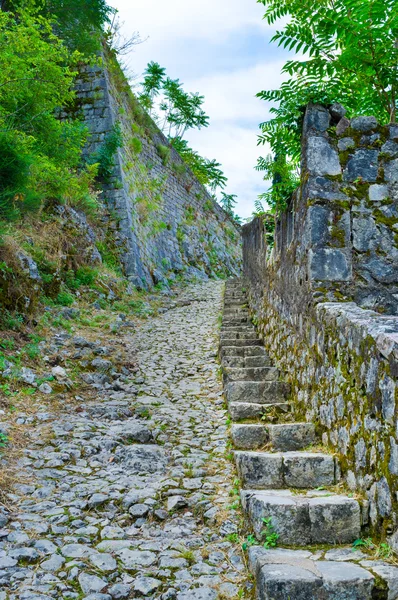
[242, 104, 398, 542]
[73, 51, 241, 288]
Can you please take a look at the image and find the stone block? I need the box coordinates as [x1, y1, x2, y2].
[381, 141, 398, 158]
[224, 366, 279, 383]
[390, 125, 398, 140]
[308, 205, 331, 247]
[338, 137, 355, 151]
[329, 103, 346, 121]
[242, 490, 361, 545]
[303, 104, 331, 135]
[385, 158, 398, 183]
[369, 564, 398, 600]
[225, 381, 289, 404]
[352, 217, 378, 252]
[220, 345, 266, 358]
[309, 248, 351, 281]
[336, 117, 351, 136]
[257, 562, 322, 599]
[242, 490, 312, 545]
[306, 137, 341, 176]
[283, 452, 336, 488]
[365, 258, 398, 284]
[229, 402, 268, 421]
[231, 424, 269, 449]
[308, 495, 361, 543]
[252, 550, 373, 600]
[344, 149, 379, 182]
[369, 184, 389, 201]
[268, 423, 317, 451]
[235, 452, 284, 489]
[318, 561, 374, 599]
[351, 116, 378, 132]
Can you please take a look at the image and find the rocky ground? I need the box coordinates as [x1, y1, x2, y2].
[0, 281, 252, 600]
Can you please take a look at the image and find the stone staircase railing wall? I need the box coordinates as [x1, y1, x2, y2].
[72, 49, 242, 288]
[242, 104, 398, 543]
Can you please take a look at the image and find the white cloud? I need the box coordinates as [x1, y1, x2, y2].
[110, 0, 290, 219]
[185, 60, 286, 123]
[187, 124, 271, 220]
[111, 0, 269, 43]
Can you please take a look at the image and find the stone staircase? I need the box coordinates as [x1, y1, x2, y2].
[221, 279, 398, 600]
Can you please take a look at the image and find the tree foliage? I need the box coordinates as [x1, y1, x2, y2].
[258, 0, 398, 159]
[169, 137, 227, 192]
[220, 192, 241, 225]
[255, 154, 300, 213]
[140, 62, 239, 210]
[139, 62, 209, 139]
[2, 0, 112, 54]
[0, 6, 100, 221]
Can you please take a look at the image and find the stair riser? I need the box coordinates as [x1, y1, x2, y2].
[221, 326, 254, 333]
[229, 402, 290, 421]
[231, 423, 317, 451]
[220, 339, 263, 348]
[220, 332, 257, 341]
[222, 357, 272, 369]
[256, 563, 372, 600]
[235, 452, 337, 489]
[222, 319, 250, 325]
[242, 492, 361, 546]
[225, 381, 290, 403]
[224, 367, 279, 383]
[220, 346, 267, 358]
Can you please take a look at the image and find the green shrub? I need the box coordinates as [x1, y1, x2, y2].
[156, 144, 171, 165]
[65, 266, 98, 290]
[55, 291, 75, 306]
[93, 123, 123, 182]
[130, 137, 142, 154]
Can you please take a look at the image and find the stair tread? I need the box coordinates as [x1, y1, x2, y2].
[248, 547, 378, 600]
[242, 490, 361, 546]
[235, 450, 337, 489]
[231, 422, 317, 451]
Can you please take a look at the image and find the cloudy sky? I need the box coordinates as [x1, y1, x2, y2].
[110, 0, 290, 219]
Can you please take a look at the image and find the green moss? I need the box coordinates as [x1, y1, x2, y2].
[171, 162, 187, 177]
[129, 137, 142, 154]
[373, 209, 398, 227]
[156, 144, 171, 165]
[329, 225, 346, 247]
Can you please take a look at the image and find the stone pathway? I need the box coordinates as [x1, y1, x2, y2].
[0, 281, 252, 600]
[221, 279, 398, 600]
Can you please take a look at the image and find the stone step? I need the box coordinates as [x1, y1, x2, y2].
[222, 355, 272, 369]
[235, 451, 338, 489]
[231, 422, 317, 450]
[248, 547, 374, 599]
[225, 381, 290, 403]
[242, 490, 361, 546]
[220, 346, 267, 358]
[224, 294, 247, 308]
[224, 366, 279, 383]
[220, 338, 263, 348]
[223, 302, 248, 308]
[222, 318, 250, 325]
[221, 325, 254, 333]
[229, 402, 290, 422]
[220, 330, 257, 340]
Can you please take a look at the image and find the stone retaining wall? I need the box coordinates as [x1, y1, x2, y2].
[72, 50, 241, 288]
[242, 104, 398, 542]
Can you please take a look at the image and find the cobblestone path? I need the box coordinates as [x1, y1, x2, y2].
[0, 281, 250, 600]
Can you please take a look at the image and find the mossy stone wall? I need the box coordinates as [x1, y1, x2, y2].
[72, 52, 242, 289]
[242, 104, 398, 544]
